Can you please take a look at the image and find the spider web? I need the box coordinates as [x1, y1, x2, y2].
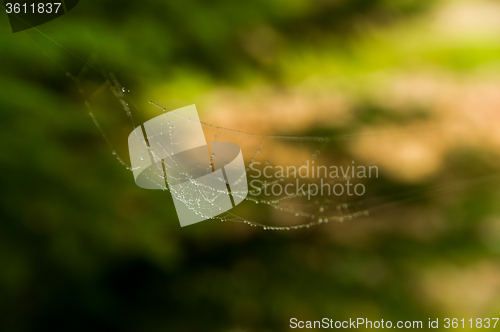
[60, 59, 375, 231]
[22, 29, 500, 232]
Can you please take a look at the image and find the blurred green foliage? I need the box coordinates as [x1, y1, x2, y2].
[1, 0, 500, 331]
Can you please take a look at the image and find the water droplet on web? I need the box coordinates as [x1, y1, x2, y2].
[121, 87, 126, 93]
[140, 157, 144, 161]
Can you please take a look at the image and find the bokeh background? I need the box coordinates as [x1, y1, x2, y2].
[2, 0, 500, 330]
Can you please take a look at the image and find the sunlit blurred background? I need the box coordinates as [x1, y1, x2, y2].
[2, 0, 500, 330]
